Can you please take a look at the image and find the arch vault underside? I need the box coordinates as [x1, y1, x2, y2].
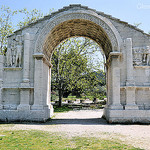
[0, 5, 150, 123]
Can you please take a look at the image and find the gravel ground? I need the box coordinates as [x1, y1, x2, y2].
[1, 109, 150, 150]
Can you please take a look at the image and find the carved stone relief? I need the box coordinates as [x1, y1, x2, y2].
[5, 35, 23, 67]
[35, 10, 119, 58]
[133, 46, 150, 66]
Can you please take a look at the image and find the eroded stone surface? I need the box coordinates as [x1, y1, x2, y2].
[0, 5, 150, 122]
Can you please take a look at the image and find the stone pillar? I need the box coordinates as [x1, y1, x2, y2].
[105, 64, 111, 106]
[18, 89, 30, 110]
[31, 53, 44, 110]
[0, 55, 3, 109]
[110, 54, 123, 109]
[125, 86, 138, 109]
[126, 38, 134, 86]
[22, 33, 30, 83]
[18, 33, 31, 110]
[43, 65, 51, 107]
[48, 63, 54, 117]
[47, 65, 52, 105]
[125, 38, 138, 110]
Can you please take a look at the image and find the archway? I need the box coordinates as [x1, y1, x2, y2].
[4, 5, 150, 123]
[32, 9, 123, 121]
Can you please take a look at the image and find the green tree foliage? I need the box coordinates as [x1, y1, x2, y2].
[0, 6, 17, 53]
[85, 70, 106, 99]
[51, 37, 105, 106]
[133, 22, 142, 28]
[17, 8, 54, 29]
[17, 8, 44, 28]
[0, 6, 45, 54]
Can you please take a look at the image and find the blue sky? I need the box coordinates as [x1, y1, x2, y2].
[0, 0, 150, 33]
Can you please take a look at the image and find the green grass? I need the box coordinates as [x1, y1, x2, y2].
[0, 130, 143, 150]
[54, 105, 73, 113]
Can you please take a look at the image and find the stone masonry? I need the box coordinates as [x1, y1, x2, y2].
[0, 4, 150, 123]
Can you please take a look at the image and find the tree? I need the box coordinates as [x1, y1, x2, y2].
[17, 8, 44, 28]
[17, 8, 54, 29]
[0, 6, 45, 54]
[134, 22, 142, 28]
[0, 6, 17, 54]
[51, 37, 105, 106]
[85, 70, 106, 99]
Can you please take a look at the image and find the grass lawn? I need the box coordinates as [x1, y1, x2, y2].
[54, 105, 73, 113]
[0, 130, 143, 150]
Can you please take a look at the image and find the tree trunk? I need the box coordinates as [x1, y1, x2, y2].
[58, 88, 62, 107]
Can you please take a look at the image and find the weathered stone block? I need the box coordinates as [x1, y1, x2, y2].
[0, 5, 149, 123]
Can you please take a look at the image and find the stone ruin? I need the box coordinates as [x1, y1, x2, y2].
[0, 5, 150, 123]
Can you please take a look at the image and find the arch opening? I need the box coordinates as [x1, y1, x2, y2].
[33, 13, 122, 122]
[51, 36, 106, 108]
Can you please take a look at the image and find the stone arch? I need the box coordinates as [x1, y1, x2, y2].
[4, 5, 150, 123]
[32, 8, 123, 122]
[35, 9, 122, 60]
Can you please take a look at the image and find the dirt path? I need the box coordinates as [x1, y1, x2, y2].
[1, 109, 150, 150]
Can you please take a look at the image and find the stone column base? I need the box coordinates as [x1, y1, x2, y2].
[0, 105, 54, 122]
[17, 104, 30, 110]
[125, 104, 139, 110]
[31, 105, 44, 110]
[109, 104, 123, 110]
[103, 108, 150, 123]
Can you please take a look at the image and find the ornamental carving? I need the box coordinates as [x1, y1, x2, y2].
[133, 46, 150, 66]
[5, 35, 23, 67]
[35, 10, 120, 59]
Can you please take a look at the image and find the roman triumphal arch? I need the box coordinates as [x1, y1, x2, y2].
[0, 5, 150, 123]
